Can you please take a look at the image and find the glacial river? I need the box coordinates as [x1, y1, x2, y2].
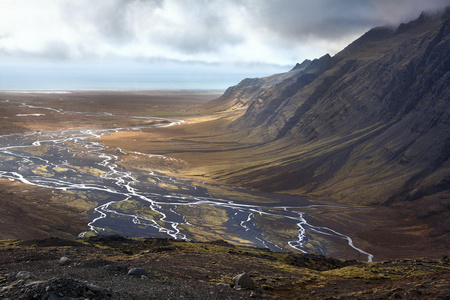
[0, 100, 373, 261]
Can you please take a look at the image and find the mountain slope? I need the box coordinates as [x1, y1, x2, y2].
[205, 9, 450, 208]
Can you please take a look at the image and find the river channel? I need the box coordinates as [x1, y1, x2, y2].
[0, 99, 373, 261]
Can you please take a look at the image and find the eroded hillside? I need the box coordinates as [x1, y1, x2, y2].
[193, 10, 450, 208]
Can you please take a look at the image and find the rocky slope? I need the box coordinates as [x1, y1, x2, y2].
[206, 9, 450, 209]
[1, 236, 449, 299]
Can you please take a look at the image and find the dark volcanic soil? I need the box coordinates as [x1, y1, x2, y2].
[0, 236, 449, 299]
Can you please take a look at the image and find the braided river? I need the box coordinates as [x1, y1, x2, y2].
[0, 100, 373, 261]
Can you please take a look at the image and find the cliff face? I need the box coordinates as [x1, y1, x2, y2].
[203, 65, 309, 114]
[210, 10, 450, 206]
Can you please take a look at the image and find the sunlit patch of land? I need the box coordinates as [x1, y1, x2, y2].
[107, 199, 166, 226]
[175, 204, 254, 245]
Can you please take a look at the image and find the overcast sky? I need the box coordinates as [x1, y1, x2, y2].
[0, 0, 449, 90]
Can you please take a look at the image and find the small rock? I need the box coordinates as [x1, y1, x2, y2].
[127, 268, 146, 276]
[59, 257, 71, 266]
[15, 271, 38, 281]
[86, 283, 101, 293]
[232, 273, 256, 290]
[216, 283, 231, 288]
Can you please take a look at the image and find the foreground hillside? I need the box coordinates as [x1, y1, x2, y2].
[1, 236, 449, 299]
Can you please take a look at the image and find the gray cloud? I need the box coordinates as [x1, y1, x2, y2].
[249, 0, 450, 42]
[0, 0, 449, 66]
[252, 0, 373, 40]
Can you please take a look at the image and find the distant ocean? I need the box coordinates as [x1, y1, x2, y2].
[0, 63, 287, 91]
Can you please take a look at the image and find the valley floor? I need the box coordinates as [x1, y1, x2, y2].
[0, 91, 448, 261]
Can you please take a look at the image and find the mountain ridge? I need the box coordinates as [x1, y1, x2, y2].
[202, 8, 449, 211]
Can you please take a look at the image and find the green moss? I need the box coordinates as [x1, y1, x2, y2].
[321, 261, 445, 280]
[261, 284, 274, 290]
[324, 265, 391, 280]
[267, 261, 325, 281]
[209, 274, 234, 285]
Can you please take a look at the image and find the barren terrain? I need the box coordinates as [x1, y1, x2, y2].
[1, 236, 449, 299]
[0, 91, 447, 261]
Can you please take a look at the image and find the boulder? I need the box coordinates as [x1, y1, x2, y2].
[86, 283, 102, 293]
[232, 273, 256, 290]
[127, 268, 147, 276]
[59, 257, 71, 266]
[15, 271, 38, 281]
